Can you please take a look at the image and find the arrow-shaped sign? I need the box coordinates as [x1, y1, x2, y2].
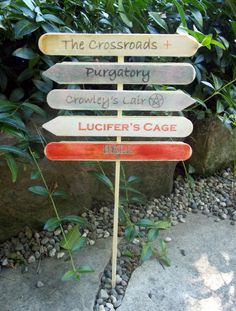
[43, 62, 196, 85]
[42, 116, 193, 138]
[39, 33, 201, 57]
[44, 142, 192, 161]
[47, 90, 195, 111]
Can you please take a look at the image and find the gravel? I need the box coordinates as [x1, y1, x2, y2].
[0, 168, 235, 310]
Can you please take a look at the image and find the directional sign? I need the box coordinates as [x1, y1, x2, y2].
[47, 90, 195, 111]
[42, 116, 193, 138]
[44, 142, 192, 161]
[38, 33, 201, 57]
[43, 62, 196, 85]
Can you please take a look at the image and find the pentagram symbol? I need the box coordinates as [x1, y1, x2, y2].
[149, 94, 164, 108]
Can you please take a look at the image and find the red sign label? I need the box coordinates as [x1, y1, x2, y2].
[45, 142, 192, 161]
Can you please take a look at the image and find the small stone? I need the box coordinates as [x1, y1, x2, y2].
[36, 281, 44, 288]
[49, 238, 55, 245]
[98, 305, 106, 311]
[28, 255, 36, 264]
[116, 274, 122, 284]
[1, 258, 8, 266]
[34, 232, 40, 239]
[88, 239, 95, 246]
[49, 248, 56, 257]
[110, 295, 117, 304]
[220, 213, 227, 220]
[179, 218, 186, 223]
[54, 229, 61, 236]
[41, 237, 49, 245]
[97, 298, 104, 305]
[57, 252, 65, 259]
[164, 237, 172, 243]
[25, 227, 33, 239]
[132, 238, 140, 245]
[104, 231, 110, 238]
[230, 221, 235, 226]
[114, 300, 122, 308]
[232, 215, 236, 221]
[100, 289, 109, 300]
[15, 243, 24, 251]
[106, 303, 114, 310]
[35, 251, 41, 259]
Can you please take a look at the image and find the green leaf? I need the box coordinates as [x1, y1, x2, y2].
[136, 219, 155, 227]
[120, 186, 143, 195]
[141, 243, 152, 262]
[17, 68, 34, 83]
[211, 74, 223, 90]
[0, 100, 17, 113]
[22, 0, 35, 10]
[5, 153, 18, 183]
[147, 228, 159, 242]
[10, 88, 24, 102]
[211, 39, 226, 50]
[13, 47, 37, 60]
[125, 225, 137, 241]
[201, 81, 215, 90]
[28, 185, 49, 196]
[62, 215, 87, 226]
[21, 102, 46, 117]
[72, 237, 86, 252]
[154, 221, 171, 230]
[149, 12, 168, 32]
[173, 0, 187, 28]
[118, 0, 133, 27]
[61, 270, 77, 281]
[52, 190, 68, 198]
[127, 176, 141, 184]
[77, 265, 94, 273]
[191, 10, 203, 27]
[30, 170, 40, 180]
[60, 225, 86, 252]
[217, 101, 225, 114]
[44, 218, 61, 231]
[0, 145, 31, 160]
[33, 79, 52, 93]
[88, 171, 113, 191]
[14, 20, 39, 39]
[201, 34, 212, 49]
[0, 1, 10, 9]
[43, 14, 65, 25]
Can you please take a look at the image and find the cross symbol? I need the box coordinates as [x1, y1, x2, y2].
[164, 40, 172, 49]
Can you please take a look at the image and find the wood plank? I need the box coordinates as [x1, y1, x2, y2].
[47, 89, 195, 111]
[42, 116, 193, 138]
[38, 33, 201, 57]
[44, 142, 192, 161]
[43, 62, 196, 85]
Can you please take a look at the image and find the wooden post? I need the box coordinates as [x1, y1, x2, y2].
[111, 55, 124, 288]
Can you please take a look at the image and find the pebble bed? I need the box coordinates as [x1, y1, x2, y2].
[0, 168, 235, 310]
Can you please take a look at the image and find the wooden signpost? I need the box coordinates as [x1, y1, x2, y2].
[47, 89, 195, 111]
[43, 62, 195, 85]
[39, 33, 201, 57]
[42, 116, 193, 138]
[45, 142, 192, 162]
[39, 33, 200, 288]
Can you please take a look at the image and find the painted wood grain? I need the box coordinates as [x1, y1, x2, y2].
[38, 33, 201, 57]
[47, 89, 195, 111]
[42, 116, 193, 138]
[45, 142, 192, 161]
[43, 62, 196, 85]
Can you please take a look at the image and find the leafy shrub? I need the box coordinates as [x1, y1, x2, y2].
[0, 0, 235, 182]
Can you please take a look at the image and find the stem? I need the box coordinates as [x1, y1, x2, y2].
[121, 164, 129, 205]
[29, 147, 76, 272]
[204, 78, 236, 103]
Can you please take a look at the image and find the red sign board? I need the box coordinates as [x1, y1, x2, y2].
[44, 142, 192, 161]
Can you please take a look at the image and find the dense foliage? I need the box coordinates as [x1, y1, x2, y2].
[0, 0, 235, 182]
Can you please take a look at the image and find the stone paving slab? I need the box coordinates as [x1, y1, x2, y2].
[118, 214, 236, 311]
[0, 238, 112, 311]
